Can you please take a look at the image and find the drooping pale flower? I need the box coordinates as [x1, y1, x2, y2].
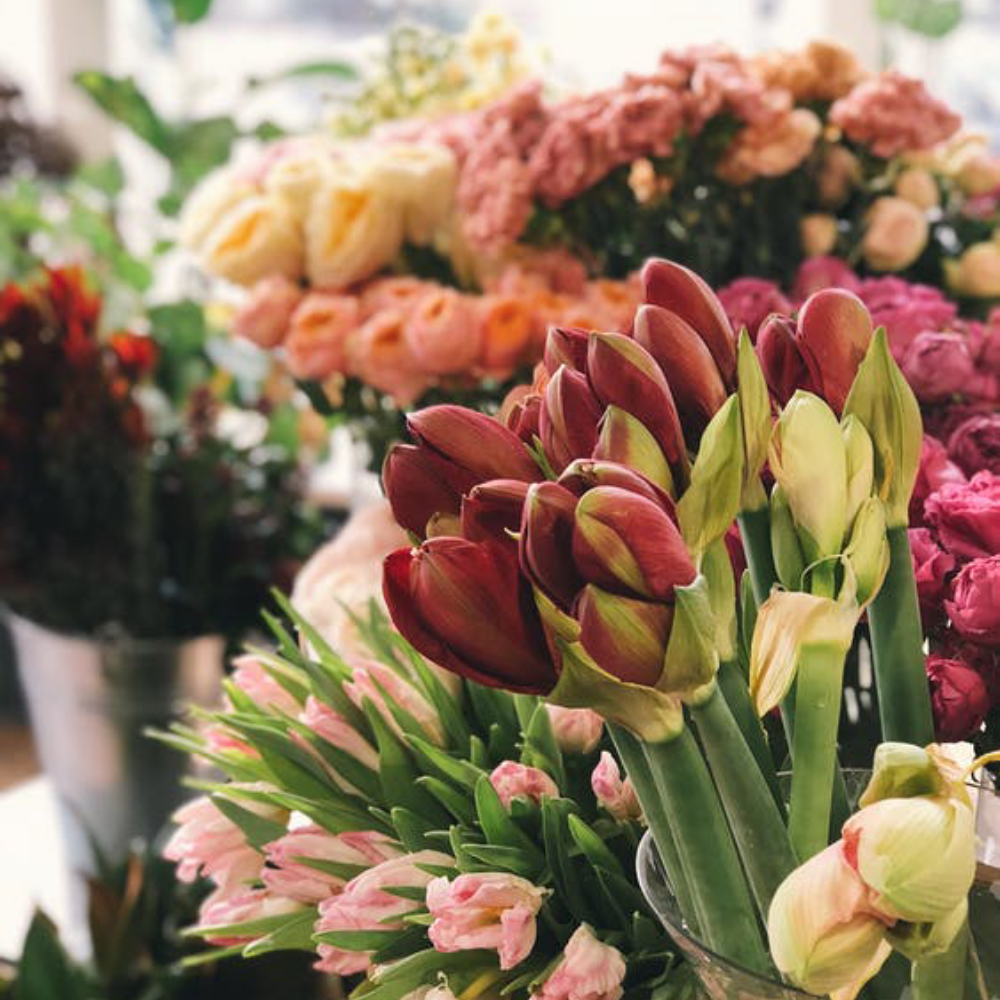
[546, 705, 604, 754]
[196, 888, 304, 946]
[489, 761, 559, 809]
[531, 925, 628, 1000]
[591, 751, 641, 821]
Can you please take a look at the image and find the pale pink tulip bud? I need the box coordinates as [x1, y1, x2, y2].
[197, 888, 303, 945]
[231, 275, 302, 348]
[489, 761, 559, 809]
[427, 872, 547, 969]
[345, 660, 445, 747]
[591, 752, 641, 821]
[232, 655, 301, 715]
[546, 706, 604, 754]
[263, 826, 401, 904]
[531, 925, 627, 1000]
[314, 850, 452, 975]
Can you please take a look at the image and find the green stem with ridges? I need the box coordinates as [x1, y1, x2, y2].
[911, 919, 969, 1000]
[868, 525, 935, 745]
[643, 728, 772, 975]
[738, 507, 778, 606]
[609, 724, 701, 936]
[690, 685, 797, 914]
[788, 642, 848, 860]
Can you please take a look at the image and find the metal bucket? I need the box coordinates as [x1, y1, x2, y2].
[8, 613, 223, 870]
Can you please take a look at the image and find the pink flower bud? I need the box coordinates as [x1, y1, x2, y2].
[901, 332, 977, 404]
[531, 925, 627, 1000]
[946, 555, 1000, 645]
[427, 871, 547, 969]
[947, 413, 1000, 477]
[299, 696, 379, 773]
[232, 275, 302, 348]
[197, 888, 303, 946]
[345, 659, 445, 747]
[489, 761, 559, 809]
[927, 655, 991, 741]
[591, 751, 641, 821]
[232, 655, 301, 715]
[546, 706, 604, 754]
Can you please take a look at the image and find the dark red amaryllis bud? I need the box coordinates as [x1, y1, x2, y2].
[504, 392, 542, 444]
[586, 332, 687, 471]
[383, 443, 478, 537]
[559, 459, 676, 513]
[544, 326, 591, 374]
[383, 537, 557, 694]
[756, 314, 811, 407]
[641, 258, 737, 388]
[520, 481, 583, 610]
[577, 585, 673, 686]
[539, 366, 604, 473]
[633, 304, 727, 434]
[461, 479, 530, 543]
[592, 405, 675, 496]
[572, 486, 695, 601]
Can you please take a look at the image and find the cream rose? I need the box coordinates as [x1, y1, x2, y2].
[179, 167, 259, 252]
[894, 167, 939, 209]
[800, 213, 839, 257]
[947, 241, 1000, 298]
[862, 196, 929, 272]
[263, 137, 340, 224]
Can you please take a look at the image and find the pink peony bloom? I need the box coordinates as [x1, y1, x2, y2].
[925, 471, 1000, 560]
[264, 826, 401, 904]
[948, 414, 1000, 477]
[927, 654, 991, 741]
[716, 277, 791, 341]
[901, 332, 977, 404]
[346, 307, 429, 406]
[298, 696, 379, 772]
[910, 435, 967, 527]
[594, 79, 685, 162]
[529, 96, 609, 206]
[791, 256, 861, 302]
[426, 872, 546, 969]
[546, 706, 604, 755]
[314, 850, 452, 975]
[284, 292, 361, 379]
[909, 527, 957, 627]
[489, 761, 559, 809]
[946, 556, 1000, 645]
[232, 275, 302, 348]
[164, 793, 277, 894]
[232, 655, 301, 715]
[531, 925, 627, 1000]
[856, 278, 957, 361]
[345, 659, 445, 747]
[830, 70, 961, 159]
[404, 287, 482, 376]
[591, 751, 641, 821]
[196, 888, 303, 946]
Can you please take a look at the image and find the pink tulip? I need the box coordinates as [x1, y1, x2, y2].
[197, 888, 303, 946]
[591, 751, 641, 821]
[263, 826, 401, 904]
[925, 471, 1000, 560]
[232, 655, 301, 715]
[531, 925, 627, 1000]
[404, 287, 482, 375]
[232, 275, 302, 348]
[299, 696, 379, 772]
[426, 872, 546, 969]
[489, 761, 559, 809]
[345, 659, 445, 747]
[546, 706, 604, 755]
[314, 850, 452, 975]
[284, 292, 361, 379]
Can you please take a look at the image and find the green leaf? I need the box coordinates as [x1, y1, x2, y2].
[417, 776, 478, 825]
[294, 856, 368, 882]
[314, 929, 399, 952]
[372, 924, 429, 964]
[390, 806, 435, 854]
[242, 908, 318, 957]
[211, 795, 287, 851]
[407, 735, 484, 790]
[168, 0, 214, 22]
[567, 814, 624, 875]
[247, 60, 358, 89]
[73, 71, 173, 153]
[462, 844, 540, 879]
[74, 157, 125, 197]
[361, 949, 497, 1000]
[474, 776, 544, 860]
[521, 703, 566, 789]
[14, 912, 85, 1000]
[541, 797, 593, 923]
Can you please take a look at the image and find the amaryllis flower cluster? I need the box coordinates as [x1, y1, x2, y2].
[230, 249, 640, 404]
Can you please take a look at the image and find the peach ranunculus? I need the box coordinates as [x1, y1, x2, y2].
[426, 872, 547, 969]
[582, 279, 641, 331]
[404, 287, 482, 375]
[476, 294, 538, 372]
[358, 275, 430, 319]
[861, 196, 929, 272]
[489, 760, 559, 809]
[531, 925, 627, 1000]
[800, 213, 839, 257]
[231, 275, 303, 349]
[314, 850, 453, 975]
[716, 108, 821, 185]
[283, 292, 361, 379]
[591, 751, 641, 821]
[346, 308, 429, 405]
[751, 40, 867, 103]
[546, 706, 604, 754]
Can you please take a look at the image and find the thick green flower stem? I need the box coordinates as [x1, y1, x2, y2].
[643, 728, 773, 975]
[690, 685, 797, 914]
[911, 920, 970, 1000]
[609, 725, 702, 936]
[738, 507, 778, 606]
[788, 641, 848, 861]
[716, 660, 784, 818]
[868, 525, 935, 745]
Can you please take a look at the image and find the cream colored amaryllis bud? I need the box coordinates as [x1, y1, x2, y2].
[840, 497, 889, 607]
[769, 391, 848, 562]
[862, 196, 929, 272]
[841, 415, 875, 531]
[770, 485, 806, 591]
[768, 843, 891, 998]
[894, 167, 940, 210]
[801, 213, 839, 257]
[842, 795, 976, 924]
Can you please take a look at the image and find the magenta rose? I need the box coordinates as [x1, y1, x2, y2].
[909, 434, 967, 527]
[927, 654, 991, 741]
[925, 471, 1000, 560]
[856, 277, 957, 360]
[948, 413, 1000, 477]
[791, 256, 861, 303]
[900, 331, 976, 404]
[716, 277, 792, 341]
[946, 555, 1000, 644]
[909, 527, 957, 626]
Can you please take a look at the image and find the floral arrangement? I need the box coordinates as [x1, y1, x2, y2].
[0, 268, 322, 639]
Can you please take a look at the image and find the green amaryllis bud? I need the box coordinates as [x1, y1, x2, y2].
[701, 538, 737, 662]
[769, 485, 806, 591]
[749, 591, 858, 715]
[572, 486, 695, 602]
[660, 575, 719, 702]
[841, 414, 875, 531]
[577, 585, 673, 686]
[843, 328, 923, 529]
[860, 742, 971, 809]
[840, 497, 889, 607]
[768, 390, 848, 562]
[843, 796, 976, 923]
[677, 396, 744, 560]
[736, 331, 772, 511]
[885, 899, 968, 962]
[592, 405, 674, 495]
